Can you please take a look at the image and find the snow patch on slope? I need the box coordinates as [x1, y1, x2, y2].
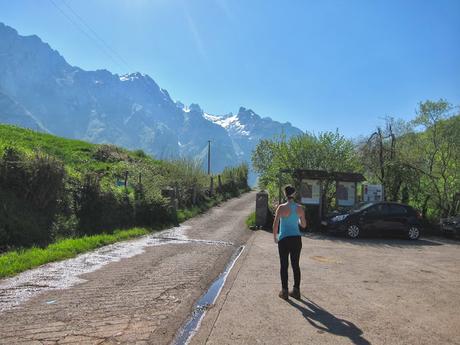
[203, 113, 250, 136]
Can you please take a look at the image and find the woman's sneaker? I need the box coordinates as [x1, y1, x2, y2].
[278, 289, 289, 300]
[289, 287, 300, 300]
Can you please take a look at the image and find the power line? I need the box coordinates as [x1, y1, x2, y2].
[60, 0, 132, 71]
[48, 0, 129, 73]
[48, 1, 175, 110]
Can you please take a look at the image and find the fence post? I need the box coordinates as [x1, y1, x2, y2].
[174, 182, 180, 208]
[124, 171, 128, 188]
[218, 175, 222, 193]
[161, 187, 179, 226]
[210, 176, 214, 196]
[192, 184, 197, 205]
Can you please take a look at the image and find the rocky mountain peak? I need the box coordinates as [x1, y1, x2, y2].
[0, 22, 304, 184]
[188, 103, 204, 114]
[0, 22, 18, 38]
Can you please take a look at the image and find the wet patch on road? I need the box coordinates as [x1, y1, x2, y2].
[172, 245, 245, 345]
[154, 237, 234, 246]
[0, 225, 233, 313]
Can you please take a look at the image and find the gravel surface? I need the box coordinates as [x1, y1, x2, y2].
[0, 191, 255, 345]
[193, 231, 460, 345]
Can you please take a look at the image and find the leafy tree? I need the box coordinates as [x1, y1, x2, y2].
[359, 99, 459, 220]
[358, 116, 415, 201]
[410, 100, 460, 217]
[254, 99, 459, 224]
[252, 131, 361, 205]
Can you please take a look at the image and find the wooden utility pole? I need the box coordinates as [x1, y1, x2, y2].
[207, 140, 211, 175]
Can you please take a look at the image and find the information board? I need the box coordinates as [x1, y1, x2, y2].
[337, 181, 355, 206]
[300, 179, 321, 204]
[362, 184, 384, 202]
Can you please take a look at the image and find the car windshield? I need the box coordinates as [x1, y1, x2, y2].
[350, 202, 374, 213]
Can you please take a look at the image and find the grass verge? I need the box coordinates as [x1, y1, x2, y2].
[177, 196, 223, 223]
[246, 212, 256, 228]
[0, 228, 149, 279]
[0, 189, 251, 279]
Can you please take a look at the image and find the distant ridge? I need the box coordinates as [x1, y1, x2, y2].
[0, 22, 303, 183]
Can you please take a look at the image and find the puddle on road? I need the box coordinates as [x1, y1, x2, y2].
[0, 225, 232, 313]
[172, 245, 244, 345]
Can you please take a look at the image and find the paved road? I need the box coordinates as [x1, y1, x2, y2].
[0, 192, 255, 345]
[192, 231, 460, 345]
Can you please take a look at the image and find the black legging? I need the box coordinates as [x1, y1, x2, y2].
[278, 236, 302, 290]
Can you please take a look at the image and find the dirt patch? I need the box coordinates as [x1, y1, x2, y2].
[310, 255, 342, 264]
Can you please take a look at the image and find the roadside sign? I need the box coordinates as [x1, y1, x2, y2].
[362, 184, 384, 202]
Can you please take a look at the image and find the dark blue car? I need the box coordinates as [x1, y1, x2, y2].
[322, 202, 423, 240]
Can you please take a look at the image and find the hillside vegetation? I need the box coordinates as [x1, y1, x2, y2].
[0, 125, 249, 251]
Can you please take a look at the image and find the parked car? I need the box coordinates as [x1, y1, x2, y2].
[440, 215, 460, 237]
[321, 202, 423, 240]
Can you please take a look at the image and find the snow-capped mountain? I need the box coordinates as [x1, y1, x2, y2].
[205, 107, 303, 161]
[0, 22, 303, 182]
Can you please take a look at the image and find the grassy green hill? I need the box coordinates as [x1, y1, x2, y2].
[0, 124, 249, 250]
[0, 124, 249, 277]
[0, 124, 162, 179]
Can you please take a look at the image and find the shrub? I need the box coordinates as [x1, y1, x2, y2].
[133, 185, 171, 227]
[74, 174, 138, 235]
[132, 149, 148, 159]
[220, 163, 250, 196]
[92, 144, 129, 163]
[0, 148, 65, 247]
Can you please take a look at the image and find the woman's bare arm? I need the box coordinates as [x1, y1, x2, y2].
[298, 205, 307, 229]
[273, 205, 281, 243]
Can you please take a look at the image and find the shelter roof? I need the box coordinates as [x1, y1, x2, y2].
[280, 169, 366, 182]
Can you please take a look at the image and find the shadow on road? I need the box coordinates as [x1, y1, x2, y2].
[302, 232, 447, 248]
[288, 297, 372, 345]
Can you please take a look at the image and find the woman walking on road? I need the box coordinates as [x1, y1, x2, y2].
[273, 185, 307, 300]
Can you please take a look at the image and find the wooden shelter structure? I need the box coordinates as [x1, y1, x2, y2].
[278, 169, 366, 224]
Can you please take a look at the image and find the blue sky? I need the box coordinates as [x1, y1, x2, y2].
[1, 0, 459, 137]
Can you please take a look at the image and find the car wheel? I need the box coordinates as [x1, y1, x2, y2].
[346, 224, 360, 239]
[407, 225, 420, 240]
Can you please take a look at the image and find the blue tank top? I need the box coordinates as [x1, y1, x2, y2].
[278, 202, 301, 241]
